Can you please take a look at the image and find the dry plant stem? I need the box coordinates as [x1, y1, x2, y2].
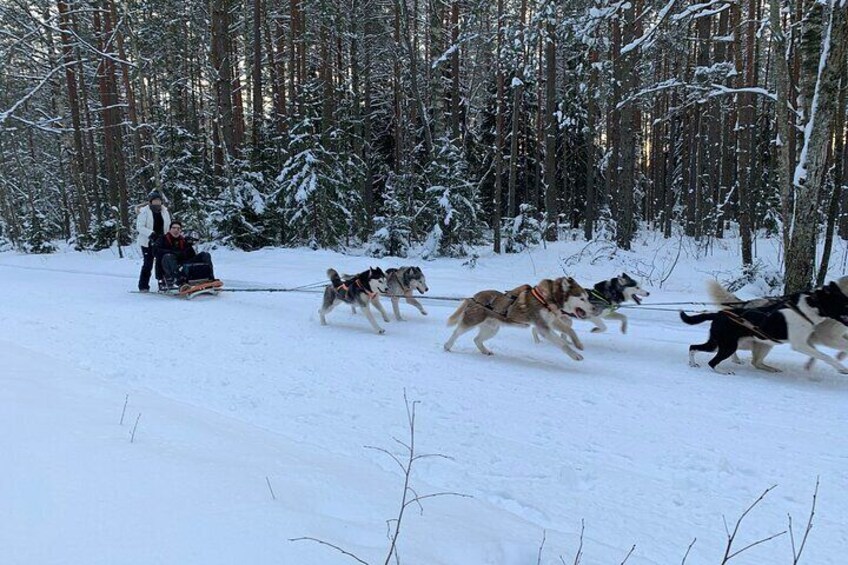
[130, 412, 141, 443]
[721, 485, 786, 563]
[119, 393, 128, 425]
[620, 544, 636, 564]
[536, 529, 546, 565]
[560, 519, 585, 565]
[288, 537, 369, 565]
[789, 477, 819, 564]
[265, 476, 276, 501]
[681, 537, 696, 564]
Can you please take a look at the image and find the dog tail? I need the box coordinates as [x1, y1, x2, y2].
[679, 311, 720, 325]
[327, 268, 342, 287]
[447, 299, 470, 326]
[707, 279, 739, 309]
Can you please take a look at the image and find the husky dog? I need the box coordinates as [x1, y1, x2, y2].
[443, 277, 593, 362]
[585, 273, 650, 333]
[320, 268, 390, 334]
[707, 278, 848, 371]
[680, 281, 848, 374]
[351, 266, 430, 321]
[530, 273, 649, 344]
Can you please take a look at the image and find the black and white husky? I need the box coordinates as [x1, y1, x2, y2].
[707, 278, 848, 371]
[680, 281, 848, 374]
[320, 268, 389, 334]
[585, 273, 650, 333]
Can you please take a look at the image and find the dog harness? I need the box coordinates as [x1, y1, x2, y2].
[532, 286, 574, 317]
[589, 288, 619, 311]
[335, 278, 377, 300]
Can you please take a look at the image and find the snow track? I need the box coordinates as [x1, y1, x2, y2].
[1, 245, 847, 564]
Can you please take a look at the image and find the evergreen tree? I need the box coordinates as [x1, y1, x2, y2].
[422, 138, 485, 258]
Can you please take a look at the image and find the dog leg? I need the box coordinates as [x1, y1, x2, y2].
[372, 296, 391, 323]
[708, 343, 739, 375]
[731, 353, 744, 365]
[319, 301, 340, 326]
[391, 296, 404, 321]
[605, 311, 628, 334]
[444, 323, 474, 351]
[473, 321, 500, 356]
[361, 304, 386, 335]
[405, 294, 428, 316]
[536, 325, 583, 361]
[553, 317, 583, 351]
[751, 342, 781, 373]
[531, 328, 542, 343]
[789, 340, 848, 374]
[590, 317, 608, 334]
[689, 337, 718, 368]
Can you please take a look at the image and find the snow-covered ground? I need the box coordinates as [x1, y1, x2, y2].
[2, 234, 847, 564]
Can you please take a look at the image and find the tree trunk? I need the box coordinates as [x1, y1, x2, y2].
[543, 15, 557, 241]
[785, 3, 848, 292]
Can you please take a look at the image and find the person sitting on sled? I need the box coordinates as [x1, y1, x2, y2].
[155, 220, 215, 289]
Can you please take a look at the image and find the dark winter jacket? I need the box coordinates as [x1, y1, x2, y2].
[155, 233, 196, 262]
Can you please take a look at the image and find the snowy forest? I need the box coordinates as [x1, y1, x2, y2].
[0, 0, 846, 292]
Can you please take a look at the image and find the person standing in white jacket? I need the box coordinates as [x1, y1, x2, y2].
[136, 191, 171, 291]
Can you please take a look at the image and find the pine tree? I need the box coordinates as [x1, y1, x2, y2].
[422, 137, 485, 258]
[366, 172, 411, 257]
[271, 118, 363, 248]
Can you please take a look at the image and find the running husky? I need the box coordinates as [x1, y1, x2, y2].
[707, 278, 848, 371]
[584, 273, 650, 333]
[351, 266, 429, 321]
[530, 273, 649, 344]
[444, 277, 593, 361]
[320, 268, 390, 334]
[680, 281, 848, 374]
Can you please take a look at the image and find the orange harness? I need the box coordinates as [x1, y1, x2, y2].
[531, 286, 572, 317]
[336, 279, 376, 300]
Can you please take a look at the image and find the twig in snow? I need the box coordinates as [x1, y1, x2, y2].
[119, 394, 128, 425]
[130, 412, 141, 443]
[289, 537, 369, 565]
[720, 485, 786, 563]
[681, 537, 696, 564]
[620, 544, 636, 564]
[560, 519, 585, 565]
[536, 529, 546, 565]
[265, 476, 276, 501]
[789, 477, 819, 564]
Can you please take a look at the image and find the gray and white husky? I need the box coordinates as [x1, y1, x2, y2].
[320, 268, 389, 334]
[352, 266, 429, 321]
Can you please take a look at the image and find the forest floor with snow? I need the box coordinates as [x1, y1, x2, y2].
[1, 232, 847, 564]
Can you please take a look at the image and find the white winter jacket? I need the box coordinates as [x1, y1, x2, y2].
[135, 204, 171, 248]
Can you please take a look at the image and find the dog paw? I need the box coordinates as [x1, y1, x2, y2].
[481, 350, 494, 356]
[377, 329, 386, 335]
[620, 327, 628, 335]
[382, 316, 391, 323]
[838, 367, 848, 375]
[421, 310, 428, 316]
[443, 344, 452, 352]
[688, 361, 700, 368]
[591, 327, 602, 333]
[574, 341, 585, 351]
